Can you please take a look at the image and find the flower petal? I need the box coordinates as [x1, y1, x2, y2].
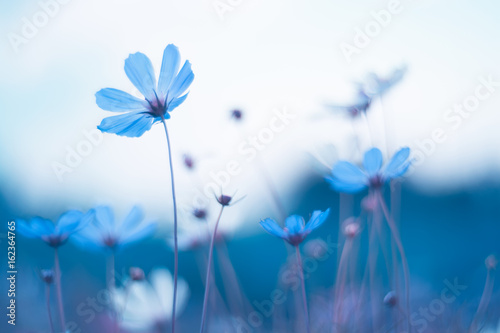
[93, 206, 115, 233]
[98, 112, 154, 137]
[120, 222, 156, 247]
[56, 210, 84, 235]
[285, 215, 305, 234]
[382, 147, 411, 180]
[260, 219, 286, 239]
[124, 52, 157, 100]
[16, 219, 39, 238]
[168, 61, 194, 101]
[167, 93, 189, 112]
[363, 148, 383, 177]
[157, 44, 181, 98]
[31, 217, 55, 236]
[331, 161, 367, 183]
[120, 206, 144, 234]
[304, 209, 330, 232]
[95, 88, 147, 112]
[326, 176, 368, 194]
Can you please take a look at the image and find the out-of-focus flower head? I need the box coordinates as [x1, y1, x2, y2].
[73, 206, 156, 252]
[114, 268, 190, 330]
[326, 147, 411, 194]
[16, 210, 87, 247]
[342, 217, 361, 238]
[96, 44, 194, 137]
[192, 208, 207, 220]
[485, 254, 498, 271]
[325, 89, 371, 118]
[359, 65, 407, 98]
[129, 267, 145, 281]
[260, 209, 330, 246]
[383, 290, 398, 307]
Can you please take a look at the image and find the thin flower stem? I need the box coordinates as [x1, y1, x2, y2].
[108, 253, 118, 333]
[295, 246, 311, 333]
[376, 190, 411, 332]
[200, 206, 225, 333]
[469, 269, 495, 333]
[54, 248, 66, 332]
[333, 238, 352, 326]
[46, 284, 55, 333]
[161, 117, 179, 333]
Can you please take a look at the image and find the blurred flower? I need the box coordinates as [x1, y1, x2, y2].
[485, 254, 498, 270]
[325, 89, 371, 118]
[73, 206, 156, 252]
[217, 194, 233, 206]
[114, 268, 190, 331]
[326, 147, 411, 194]
[359, 65, 407, 98]
[16, 210, 87, 247]
[260, 209, 330, 246]
[192, 208, 207, 220]
[96, 44, 194, 137]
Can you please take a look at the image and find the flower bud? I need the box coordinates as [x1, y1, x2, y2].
[383, 291, 397, 307]
[193, 208, 207, 220]
[361, 195, 377, 212]
[217, 195, 232, 206]
[183, 154, 195, 170]
[231, 109, 243, 121]
[129, 267, 145, 281]
[485, 255, 498, 271]
[41, 269, 54, 284]
[342, 217, 360, 238]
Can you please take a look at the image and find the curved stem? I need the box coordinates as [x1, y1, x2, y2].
[54, 248, 66, 332]
[161, 118, 179, 333]
[200, 206, 225, 333]
[469, 269, 495, 333]
[295, 246, 311, 333]
[376, 190, 411, 332]
[46, 284, 55, 333]
[108, 252, 118, 333]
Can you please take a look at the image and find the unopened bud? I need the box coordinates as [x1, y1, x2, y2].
[383, 291, 397, 307]
[129, 267, 145, 281]
[342, 218, 360, 238]
[41, 269, 54, 284]
[485, 255, 498, 271]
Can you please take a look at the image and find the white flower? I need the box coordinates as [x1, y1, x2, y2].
[114, 267, 190, 331]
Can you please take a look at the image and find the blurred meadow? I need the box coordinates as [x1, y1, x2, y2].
[0, 0, 499, 332]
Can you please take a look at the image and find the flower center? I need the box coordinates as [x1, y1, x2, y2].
[369, 174, 384, 188]
[146, 93, 167, 118]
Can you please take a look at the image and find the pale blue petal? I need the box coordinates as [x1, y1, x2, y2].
[382, 147, 411, 180]
[56, 210, 84, 235]
[120, 206, 144, 234]
[157, 44, 180, 97]
[363, 148, 383, 177]
[326, 176, 368, 194]
[95, 88, 147, 112]
[260, 219, 286, 239]
[168, 61, 194, 101]
[124, 52, 156, 100]
[31, 217, 55, 236]
[120, 223, 157, 247]
[167, 93, 188, 112]
[285, 215, 305, 234]
[98, 112, 154, 137]
[93, 206, 115, 233]
[16, 219, 39, 238]
[331, 161, 367, 184]
[304, 209, 330, 232]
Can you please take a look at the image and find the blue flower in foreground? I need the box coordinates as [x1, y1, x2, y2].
[326, 147, 411, 194]
[260, 209, 330, 246]
[96, 44, 194, 137]
[73, 206, 156, 251]
[17, 210, 87, 247]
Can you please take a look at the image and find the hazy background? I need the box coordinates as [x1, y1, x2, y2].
[0, 0, 499, 331]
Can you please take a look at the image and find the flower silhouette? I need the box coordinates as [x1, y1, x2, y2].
[260, 209, 330, 246]
[73, 206, 156, 251]
[96, 44, 194, 137]
[326, 147, 412, 194]
[17, 210, 87, 247]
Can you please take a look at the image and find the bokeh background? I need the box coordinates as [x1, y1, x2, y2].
[0, 0, 499, 331]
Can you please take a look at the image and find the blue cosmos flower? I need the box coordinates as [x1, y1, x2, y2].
[326, 147, 412, 194]
[260, 209, 330, 246]
[16, 210, 87, 247]
[96, 44, 194, 137]
[73, 205, 156, 252]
